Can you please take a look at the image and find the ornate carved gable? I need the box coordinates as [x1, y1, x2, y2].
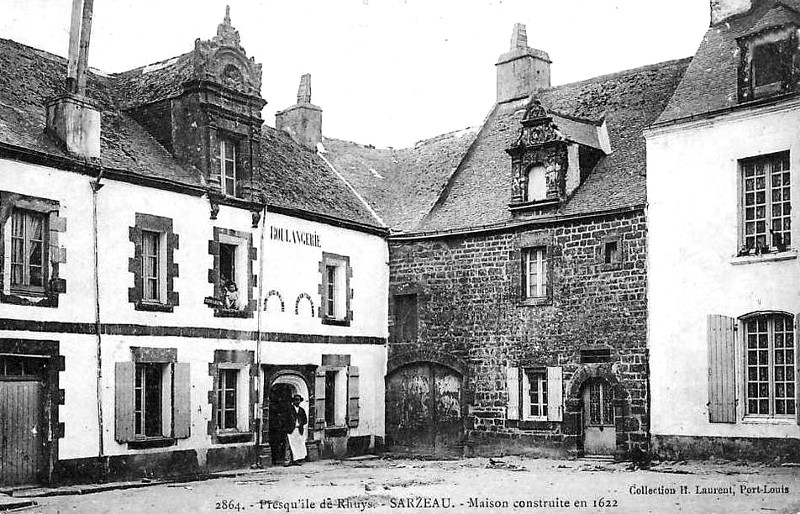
[191, 6, 263, 95]
[508, 97, 566, 152]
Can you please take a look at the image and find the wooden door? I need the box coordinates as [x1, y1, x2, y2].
[385, 363, 462, 457]
[0, 381, 44, 485]
[582, 379, 616, 456]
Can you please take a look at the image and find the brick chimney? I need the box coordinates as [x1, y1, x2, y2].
[496, 23, 551, 104]
[710, 0, 753, 24]
[46, 0, 101, 159]
[275, 74, 322, 151]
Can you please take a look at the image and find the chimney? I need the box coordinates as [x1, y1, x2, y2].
[496, 23, 551, 104]
[275, 74, 323, 151]
[46, 0, 101, 159]
[710, 0, 753, 25]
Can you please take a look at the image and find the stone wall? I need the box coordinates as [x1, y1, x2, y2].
[388, 210, 648, 456]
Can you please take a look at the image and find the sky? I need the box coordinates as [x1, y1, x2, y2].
[1, 0, 710, 148]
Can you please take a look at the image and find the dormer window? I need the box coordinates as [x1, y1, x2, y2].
[220, 138, 237, 196]
[738, 25, 799, 102]
[526, 164, 547, 202]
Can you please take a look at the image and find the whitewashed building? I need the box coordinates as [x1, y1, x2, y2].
[0, 7, 387, 486]
[647, 0, 800, 460]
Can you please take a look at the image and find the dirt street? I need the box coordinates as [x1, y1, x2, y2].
[14, 456, 800, 514]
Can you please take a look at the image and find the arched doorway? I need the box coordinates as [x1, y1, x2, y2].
[267, 373, 310, 464]
[385, 360, 464, 457]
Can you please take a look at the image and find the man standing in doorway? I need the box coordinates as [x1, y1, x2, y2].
[285, 394, 307, 466]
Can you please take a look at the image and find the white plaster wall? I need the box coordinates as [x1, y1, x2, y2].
[647, 104, 800, 439]
[0, 160, 96, 323]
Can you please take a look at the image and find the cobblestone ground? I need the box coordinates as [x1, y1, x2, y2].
[16, 456, 800, 514]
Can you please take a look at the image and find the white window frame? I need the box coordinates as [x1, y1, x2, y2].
[141, 230, 167, 303]
[740, 151, 791, 253]
[521, 369, 548, 421]
[523, 247, 548, 299]
[218, 232, 249, 311]
[8, 208, 47, 294]
[215, 363, 250, 432]
[134, 362, 173, 439]
[220, 138, 237, 196]
[324, 367, 347, 427]
[526, 164, 547, 202]
[743, 313, 796, 419]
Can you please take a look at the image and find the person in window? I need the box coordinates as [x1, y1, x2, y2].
[285, 394, 308, 466]
[223, 281, 243, 310]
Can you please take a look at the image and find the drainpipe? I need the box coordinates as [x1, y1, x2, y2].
[254, 203, 267, 466]
[91, 168, 105, 477]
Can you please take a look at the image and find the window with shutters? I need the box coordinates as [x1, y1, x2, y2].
[739, 152, 791, 256]
[744, 313, 796, 417]
[209, 350, 254, 443]
[314, 363, 359, 430]
[319, 253, 352, 326]
[1, 192, 66, 307]
[115, 347, 191, 446]
[129, 214, 179, 312]
[393, 293, 418, 342]
[506, 365, 563, 423]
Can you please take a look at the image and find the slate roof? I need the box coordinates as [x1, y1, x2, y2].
[0, 38, 381, 230]
[323, 126, 480, 232]
[333, 57, 689, 234]
[657, 0, 799, 125]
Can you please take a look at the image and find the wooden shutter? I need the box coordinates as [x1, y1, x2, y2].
[707, 314, 737, 423]
[795, 313, 800, 425]
[347, 366, 360, 428]
[314, 368, 327, 429]
[547, 366, 563, 422]
[172, 362, 191, 438]
[115, 362, 135, 442]
[506, 363, 519, 420]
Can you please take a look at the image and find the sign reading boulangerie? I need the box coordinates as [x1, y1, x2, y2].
[270, 225, 321, 247]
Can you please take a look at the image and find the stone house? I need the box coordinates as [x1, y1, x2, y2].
[328, 26, 689, 458]
[647, 0, 800, 461]
[0, 8, 388, 486]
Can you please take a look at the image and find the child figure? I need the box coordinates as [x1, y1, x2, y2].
[223, 281, 243, 310]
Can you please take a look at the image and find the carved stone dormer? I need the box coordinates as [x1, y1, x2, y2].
[144, 5, 267, 207]
[506, 96, 611, 214]
[506, 97, 568, 210]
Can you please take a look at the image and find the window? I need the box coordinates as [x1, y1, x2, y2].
[586, 379, 614, 426]
[522, 247, 548, 300]
[10, 209, 46, 293]
[207, 228, 256, 317]
[128, 214, 179, 312]
[393, 294, 418, 341]
[216, 369, 238, 430]
[319, 253, 352, 326]
[752, 41, 784, 88]
[314, 361, 360, 429]
[115, 347, 190, 444]
[141, 231, 162, 302]
[741, 152, 790, 253]
[603, 241, 618, 264]
[526, 165, 547, 202]
[506, 365, 563, 423]
[522, 370, 548, 420]
[744, 314, 796, 417]
[738, 27, 797, 101]
[220, 138, 237, 196]
[134, 363, 164, 437]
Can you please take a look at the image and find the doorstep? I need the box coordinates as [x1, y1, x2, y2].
[0, 494, 36, 511]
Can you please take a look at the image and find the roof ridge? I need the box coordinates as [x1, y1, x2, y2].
[112, 51, 193, 77]
[0, 37, 68, 64]
[544, 56, 693, 93]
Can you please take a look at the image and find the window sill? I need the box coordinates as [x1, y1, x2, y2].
[214, 308, 253, 319]
[518, 419, 559, 430]
[324, 426, 348, 437]
[215, 431, 254, 444]
[322, 317, 351, 327]
[135, 301, 174, 313]
[508, 198, 560, 212]
[730, 249, 797, 265]
[519, 297, 551, 307]
[597, 263, 623, 272]
[128, 437, 177, 449]
[741, 416, 796, 425]
[1, 291, 58, 308]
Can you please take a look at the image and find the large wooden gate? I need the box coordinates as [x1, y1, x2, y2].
[0, 381, 44, 485]
[385, 362, 462, 457]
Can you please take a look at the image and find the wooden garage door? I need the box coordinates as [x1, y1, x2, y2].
[385, 363, 462, 457]
[0, 381, 44, 486]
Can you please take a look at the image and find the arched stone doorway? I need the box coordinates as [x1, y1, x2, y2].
[267, 372, 310, 464]
[564, 363, 632, 459]
[385, 350, 467, 457]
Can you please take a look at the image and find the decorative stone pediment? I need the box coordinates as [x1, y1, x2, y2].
[190, 6, 263, 95]
[508, 97, 566, 154]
